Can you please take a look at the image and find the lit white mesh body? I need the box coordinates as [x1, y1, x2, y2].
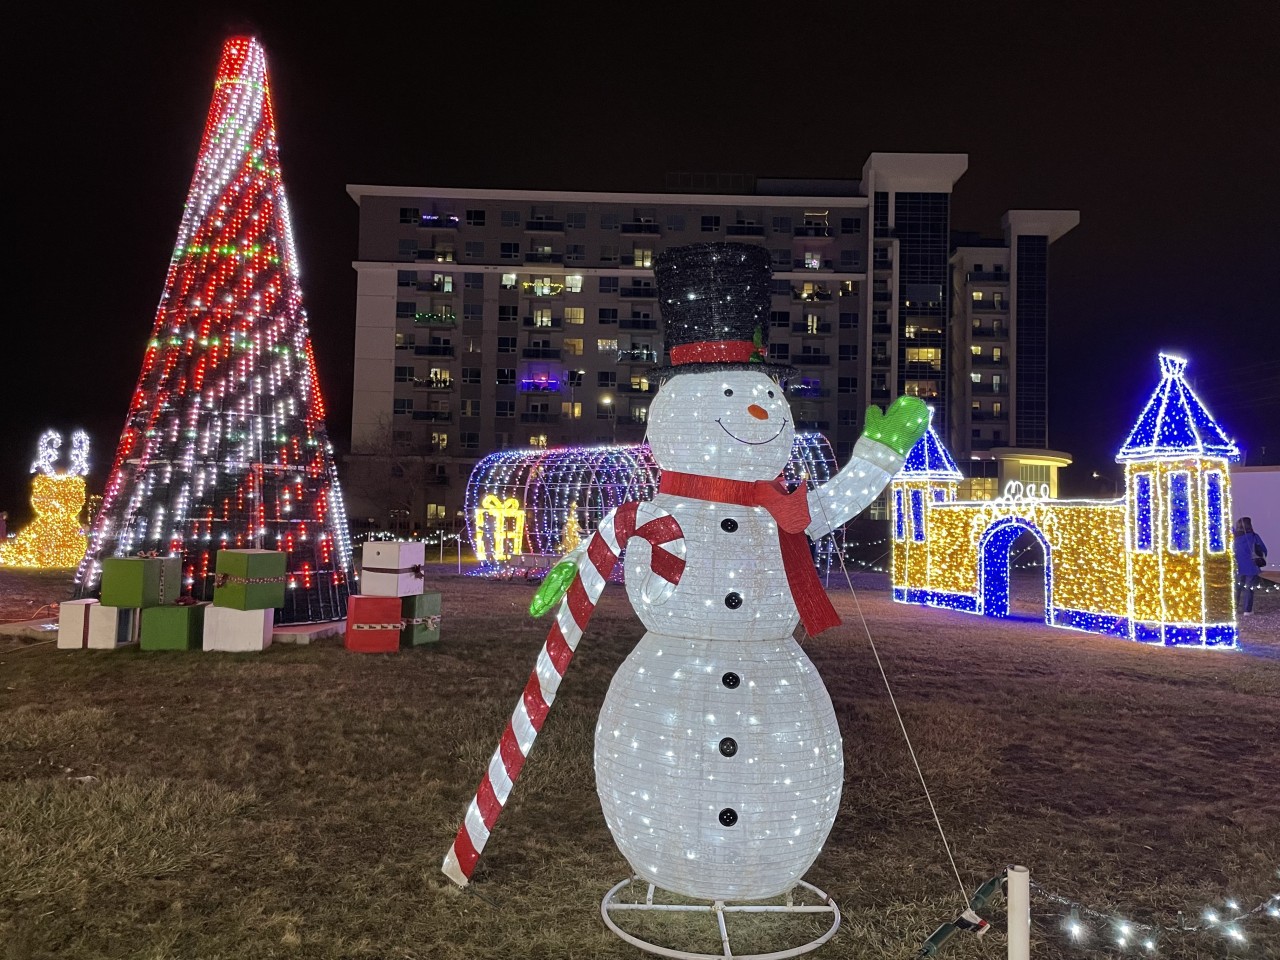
[595, 632, 842, 901]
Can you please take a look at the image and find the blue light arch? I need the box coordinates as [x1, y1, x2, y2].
[977, 516, 1052, 621]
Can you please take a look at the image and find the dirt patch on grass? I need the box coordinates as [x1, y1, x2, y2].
[0, 566, 1277, 959]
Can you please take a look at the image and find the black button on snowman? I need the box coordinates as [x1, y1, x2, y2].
[592, 242, 930, 902]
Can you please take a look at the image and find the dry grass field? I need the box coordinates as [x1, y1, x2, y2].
[1, 565, 1277, 960]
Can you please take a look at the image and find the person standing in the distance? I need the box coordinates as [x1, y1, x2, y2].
[1233, 516, 1268, 616]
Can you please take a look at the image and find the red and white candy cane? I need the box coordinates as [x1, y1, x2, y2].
[442, 499, 685, 886]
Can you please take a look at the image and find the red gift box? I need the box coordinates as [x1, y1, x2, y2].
[344, 595, 403, 653]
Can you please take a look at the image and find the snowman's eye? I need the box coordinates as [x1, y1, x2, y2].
[723, 388, 733, 397]
[767, 390, 775, 398]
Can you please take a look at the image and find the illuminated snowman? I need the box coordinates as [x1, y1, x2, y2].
[592, 243, 928, 900]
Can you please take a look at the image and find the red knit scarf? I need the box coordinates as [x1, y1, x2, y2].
[657, 470, 841, 636]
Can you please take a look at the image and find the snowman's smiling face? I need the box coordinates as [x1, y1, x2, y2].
[647, 369, 795, 481]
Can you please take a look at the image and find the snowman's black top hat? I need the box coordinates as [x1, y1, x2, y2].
[653, 242, 797, 378]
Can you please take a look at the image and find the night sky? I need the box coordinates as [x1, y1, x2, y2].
[4, 4, 1277, 523]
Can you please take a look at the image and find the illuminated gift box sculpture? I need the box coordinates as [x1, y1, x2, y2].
[891, 354, 1240, 647]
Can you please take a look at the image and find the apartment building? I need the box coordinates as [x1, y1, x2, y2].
[345, 153, 1073, 532]
[949, 211, 1079, 498]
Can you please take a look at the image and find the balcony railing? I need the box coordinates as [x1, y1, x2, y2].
[795, 419, 831, 430]
[870, 355, 891, 367]
[413, 312, 456, 326]
[792, 259, 834, 271]
[522, 316, 562, 329]
[793, 226, 833, 238]
[521, 347, 563, 359]
[412, 378, 454, 390]
[618, 382, 658, 394]
[620, 317, 658, 330]
[971, 355, 1008, 368]
[788, 385, 829, 399]
[525, 252, 564, 264]
[871, 323, 892, 336]
[411, 410, 453, 422]
[873, 226, 895, 238]
[416, 281, 452, 293]
[726, 224, 765, 236]
[525, 220, 565, 232]
[971, 383, 1009, 395]
[519, 412, 561, 423]
[617, 349, 659, 364]
[792, 288, 833, 302]
[872, 290, 893, 302]
[972, 324, 1007, 338]
[621, 221, 661, 234]
[795, 353, 831, 366]
[970, 411, 1007, 422]
[414, 344, 456, 357]
[620, 285, 658, 298]
[792, 322, 832, 335]
[415, 249, 455, 262]
[972, 300, 1009, 312]
[418, 214, 459, 229]
[872, 260, 893, 271]
[967, 271, 1009, 283]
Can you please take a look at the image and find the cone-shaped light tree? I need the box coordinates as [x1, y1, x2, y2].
[76, 36, 353, 623]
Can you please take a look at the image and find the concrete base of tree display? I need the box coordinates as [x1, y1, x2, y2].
[600, 876, 840, 960]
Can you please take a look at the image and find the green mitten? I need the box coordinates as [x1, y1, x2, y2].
[530, 559, 578, 617]
[862, 396, 930, 457]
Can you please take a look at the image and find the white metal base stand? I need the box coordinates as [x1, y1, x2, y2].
[600, 876, 842, 960]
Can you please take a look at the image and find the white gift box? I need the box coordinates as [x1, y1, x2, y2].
[360, 541, 426, 597]
[57, 598, 99, 649]
[203, 605, 273, 653]
[87, 604, 139, 649]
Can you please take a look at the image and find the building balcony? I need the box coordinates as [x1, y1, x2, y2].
[522, 347, 563, 359]
[525, 252, 564, 264]
[413, 312, 457, 327]
[872, 290, 893, 302]
[871, 386, 891, 399]
[872, 259, 893, 272]
[617, 349, 659, 365]
[525, 220, 565, 233]
[792, 322, 832, 335]
[725, 224, 765, 236]
[414, 249, 456, 263]
[795, 353, 831, 366]
[619, 317, 658, 331]
[621, 221, 661, 234]
[620, 285, 658, 298]
[971, 383, 1009, 395]
[870, 355, 891, 368]
[520, 412, 561, 423]
[618, 382, 658, 394]
[793, 226, 833, 238]
[519, 377, 562, 392]
[970, 438, 996, 451]
[971, 300, 1009, 312]
[967, 271, 1009, 283]
[416, 281, 453, 293]
[970, 411, 1007, 422]
[971, 355, 1008, 368]
[411, 410, 453, 422]
[792, 259, 834, 271]
[412, 378, 454, 390]
[418, 214, 459, 229]
[791, 287, 833, 302]
[972, 324, 1007, 339]
[795, 419, 831, 431]
[788, 384, 829, 399]
[873, 226, 895, 238]
[522, 316, 562, 329]
[871, 322, 892, 336]
[414, 344, 456, 357]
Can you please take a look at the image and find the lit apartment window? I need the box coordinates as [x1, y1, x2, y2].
[905, 348, 942, 369]
[460, 399, 479, 417]
[565, 275, 584, 293]
[564, 338, 584, 356]
[972, 291, 983, 301]
[533, 309, 552, 328]
[804, 251, 822, 270]
[561, 401, 583, 419]
[565, 307, 585, 325]
[806, 314, 822, 334]
[971, 372, 982, 383]
[432, 432, 449, 450]
[992, 347, 1003, 361]
[433, 244, 454, 263]
[598, 338, 619, 353]
[992, 402, 1003, 416]
[633, 248, 653, 268]
[971, 345, 982, 356]
[501, 273, 518, 289]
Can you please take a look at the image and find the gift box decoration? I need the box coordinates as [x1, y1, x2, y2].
[141, 601, 208, 651]
[360, 541, 426, 598]
[203, 605, 274, 653]
[345, 594, 403, 653]
[100, 555, 182, 608]
[87, 604, 140, 649]
[57, 598, 99, 650]
[213, 549, 287, 610]
[400, 591, 442, 647]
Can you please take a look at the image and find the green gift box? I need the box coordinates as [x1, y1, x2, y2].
[100, 556, 182, 608]
[400, 591, 442, 647]
[213, 549, 287, 610]
[140, 602, 208, 651]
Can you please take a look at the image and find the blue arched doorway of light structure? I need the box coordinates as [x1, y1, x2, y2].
[977, 517, 1053, 622]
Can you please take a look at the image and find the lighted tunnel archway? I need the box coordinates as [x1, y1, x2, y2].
[978, 517, 1053, 622]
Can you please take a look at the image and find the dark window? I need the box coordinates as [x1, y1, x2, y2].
[399, 207, 419, 224]
[465, 209, 485, 226]
[701, 215, 721, 232]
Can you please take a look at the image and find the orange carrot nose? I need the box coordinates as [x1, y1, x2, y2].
[747, 404, 769, 420]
